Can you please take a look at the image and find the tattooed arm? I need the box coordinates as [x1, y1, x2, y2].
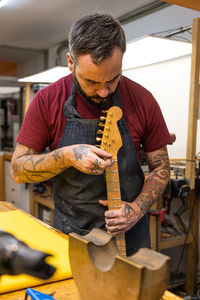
[134, 147, 170, 217]
[11, 143, 113, 184]
[100, 147, 170, 235]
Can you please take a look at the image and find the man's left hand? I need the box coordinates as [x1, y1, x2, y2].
[99, 200, 141, 235]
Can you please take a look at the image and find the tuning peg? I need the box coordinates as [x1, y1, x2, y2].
[108, 112, 113, 117]
[105, 126, 110, 131]
[102, 110, 108, 114]
[103, 140, 107, 145]
[107, 119, 112, 124]
[100, 116, 106, 121]
[99, 122, 104, 127]
[97, 129, 103, 135]
[96, 137, 102, 142]
[104, 133, 109, 137]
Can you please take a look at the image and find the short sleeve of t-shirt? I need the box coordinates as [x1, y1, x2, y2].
[17, 93, 50, 152]
[142, 93, 171, 152]
[16, 74, 73, 152]
[119, 77, 171, 154]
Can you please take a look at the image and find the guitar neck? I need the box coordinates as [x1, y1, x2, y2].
[106, 160, 121, 209]
[97, 106, 126, 255]
[106, 160, 126, 256]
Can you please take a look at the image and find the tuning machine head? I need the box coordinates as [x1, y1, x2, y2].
[96, 137, 102, 142]
[97, 129, 103, 135]
[100, 116, 106, 122]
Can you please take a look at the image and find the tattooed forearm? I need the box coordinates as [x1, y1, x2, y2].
[51, 149, 64, 163]
[22, 155, 56, 182]
[135, 147, 170, 216]
[11, 144, 68, 184]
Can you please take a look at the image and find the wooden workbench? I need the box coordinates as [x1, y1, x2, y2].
[0, 278, 81, 300]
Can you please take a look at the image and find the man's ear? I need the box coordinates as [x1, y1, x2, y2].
[67, 53, 74, 72]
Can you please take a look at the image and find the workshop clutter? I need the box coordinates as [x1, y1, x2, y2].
[32, 181, 53, 225]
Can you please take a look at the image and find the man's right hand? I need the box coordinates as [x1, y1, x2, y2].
[68, 144, 114, 175]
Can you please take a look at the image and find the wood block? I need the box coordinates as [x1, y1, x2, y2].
[69, 228, 170, 300]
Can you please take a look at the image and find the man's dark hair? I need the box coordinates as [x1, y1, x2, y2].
[68, 13, 126, 64]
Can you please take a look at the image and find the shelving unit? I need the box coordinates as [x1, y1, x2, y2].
[29, 184, 54, 225]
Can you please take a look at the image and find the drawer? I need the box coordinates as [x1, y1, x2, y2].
[4, 160, 11, 177]
[5, 174, 21, 192]
[5, 185, 21, 207]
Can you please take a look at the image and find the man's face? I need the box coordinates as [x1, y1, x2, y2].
[67, 47, 123, 108]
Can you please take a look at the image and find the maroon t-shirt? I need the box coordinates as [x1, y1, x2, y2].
[17, 73, 171, 162]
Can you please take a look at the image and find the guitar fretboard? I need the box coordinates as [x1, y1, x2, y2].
[106, 160, 126, 256]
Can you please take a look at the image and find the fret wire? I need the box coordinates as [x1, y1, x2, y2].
[108, 205, 121, 209]
[107, 189, 120, 192]
[107, 180, 119, 182]
[116, 237, 126, 241]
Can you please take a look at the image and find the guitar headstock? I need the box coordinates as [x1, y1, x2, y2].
[96, 106, 123, 159]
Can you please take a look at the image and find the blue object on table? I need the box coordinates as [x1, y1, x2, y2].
[25, 288, 55, 300]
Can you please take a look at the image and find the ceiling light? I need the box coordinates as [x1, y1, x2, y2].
[122, 36, 192, 71]
[18, 66, 71, 83]
[0, 0, 10, 8]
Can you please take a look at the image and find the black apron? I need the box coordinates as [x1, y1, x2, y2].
[53, 81, 150, 256]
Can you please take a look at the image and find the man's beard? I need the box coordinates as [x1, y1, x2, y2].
[74, 74, 119, 109]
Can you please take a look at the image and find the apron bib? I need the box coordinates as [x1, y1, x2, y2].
[53, 81, 150, 256]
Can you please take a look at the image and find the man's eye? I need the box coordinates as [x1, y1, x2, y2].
[87, 81, 100, 87]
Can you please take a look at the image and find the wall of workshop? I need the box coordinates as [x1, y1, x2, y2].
[123, 55, 199, 159]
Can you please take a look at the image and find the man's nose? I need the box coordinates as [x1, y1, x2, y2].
[96, 85, 110, 98]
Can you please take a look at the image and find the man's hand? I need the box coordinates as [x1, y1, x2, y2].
[70, 144, 114, 175]
[99, 200, 141, 235]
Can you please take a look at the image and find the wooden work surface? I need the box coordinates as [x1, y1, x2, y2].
[0, 278, 81, 300]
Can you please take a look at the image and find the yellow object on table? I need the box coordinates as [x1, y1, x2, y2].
[0, 209, 72, 293]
